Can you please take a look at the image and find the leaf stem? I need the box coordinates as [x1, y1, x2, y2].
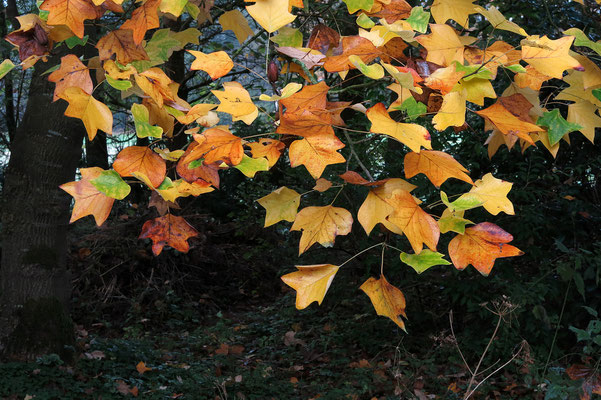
[339, 242, 385, 268]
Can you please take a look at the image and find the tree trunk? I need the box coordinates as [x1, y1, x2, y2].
[0, 57, 85, 361]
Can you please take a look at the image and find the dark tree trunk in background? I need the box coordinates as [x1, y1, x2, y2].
[0, 55, 85, 361]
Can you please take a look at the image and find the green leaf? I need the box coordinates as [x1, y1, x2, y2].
[356, 13, 375, 29]
[438, 209, 473, 234]
[0, 59, 16, 79]
[132, 29, 182, 72]
[184, 1, 200, 19]
[454, 61, 493, 81]
[504, 64, 527, 73]
[188, 159, 204, 169]
[398, 97, 426, 121]
[271, 26, 303, 47]
[441, 191, 483, 212]
[564, 28, 601, 57]
[105, 75, 132, 91]
[234, 155, 270, 178]
[65, 35, 88, 49]
[406, 6, 430, 33]
[132, 104, 163, 139]
[349, 55, 384, 80]
[592, 88, 601, 102]
[400, 250, 451, 274]
[90, 170, 131, 200]
[41, 64, 60, 76]
[537, 109, 582, 146]
[342, 0, 373, 14]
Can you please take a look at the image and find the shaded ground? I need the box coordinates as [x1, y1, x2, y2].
[0, 214, 591, 399]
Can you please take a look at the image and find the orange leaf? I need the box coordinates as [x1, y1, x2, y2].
[139, 214, 198, 255]
[339, 171, 389, 187]
[113, 146, 166, 188]
[357, 179, 416, 235]
[40, 0, 96, 38]
[476, 94, 544, 144]
[404, 150, 473, 187]
[61, 87, 113, 140]
[248, 139, 285, 167]
[60, 167, 115, 226]
[323, 36, 380, 73]
[280, 81, 329, 113]
[120, 0, 160, 44]
[278, 108, 334, 138]
[288, 134, 346, 179]
[290, 205, 353, 255]
[365, 0, 411, 23]
[188, 50, 234, 80]
[96, 29, 149, 65]
[184, 127, 244, 166]
[48, 54, 93, 101]
[134, 68, 174, 107]
[136, 361, 152, 374]
[448, 222, 523, 275]
[360, 275, 407, 330]
[386, 189, 440, 254]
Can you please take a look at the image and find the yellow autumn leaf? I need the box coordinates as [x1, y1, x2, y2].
[404, 150, 473, 187]
[431, 0, 477, 29]
[281, 264, 340, 310]
[257, 186, 301, 227]
[432, 90, 466, 131]
[219, 10, 254, 44]
[246, 0, 296, 33]
[360, 275, 407, 331]
[366, 103, 432, 152]
[357, 178, 416, 236]
[463, 173, 515, 215]
[416, 24, 468, 67]
[475, 5, 527, 36]
[567, 101, 601, 143]
[291, 205, 353, 255]
[61, 87, 113, 140]
[259, 82, 303, 101]
[521, 35, 582, 79]
[212, 81, 258, 125]
[453, 78, 496, 106]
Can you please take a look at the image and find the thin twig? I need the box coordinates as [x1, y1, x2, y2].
[450, 311, 474, 375]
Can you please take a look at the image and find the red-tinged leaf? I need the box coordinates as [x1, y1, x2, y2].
[113, 146, 166, 188]
[307, 24, 340, 54]
[96, 29, 149, 65]
[5, 15, 52, 62]
[48, 54, 93, 101]
[339, 171, 389, 187]
[176, 142, 221, 188]
[448, 222, 523, 276]
[139, 214, 198, 255]
[60, 167, 114, 226]
[120, 0, 160, 44]
[39, 0, 97, 38]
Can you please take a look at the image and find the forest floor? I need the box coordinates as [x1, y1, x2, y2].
[0, 218, 586, 399]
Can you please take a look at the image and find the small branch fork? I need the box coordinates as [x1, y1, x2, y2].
[449, 302, 524, 400]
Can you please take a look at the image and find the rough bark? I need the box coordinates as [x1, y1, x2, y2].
[0, 56, 85, 361]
